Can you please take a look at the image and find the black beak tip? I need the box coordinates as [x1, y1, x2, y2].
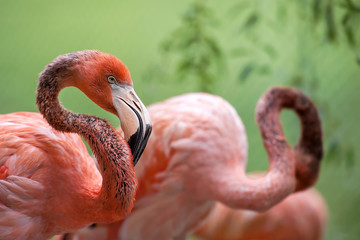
[128, 124, 152, 166]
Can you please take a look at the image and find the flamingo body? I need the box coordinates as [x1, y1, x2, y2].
[57, 89, 323, 240]
[0, 112, 101, 239]
[121, 93, 248, 239]
[194, 188, 328, 240]
[0, 50, 152, 240]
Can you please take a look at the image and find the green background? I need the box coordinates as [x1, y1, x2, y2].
[0, 0, 359, 239]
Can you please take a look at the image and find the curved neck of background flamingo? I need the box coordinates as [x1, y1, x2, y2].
[256, 88, 323, 191]
[36, 73, 137, 220]
[212, 87, 322, 212]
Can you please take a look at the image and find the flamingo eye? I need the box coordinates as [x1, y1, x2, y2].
[107, 75, 117, 84]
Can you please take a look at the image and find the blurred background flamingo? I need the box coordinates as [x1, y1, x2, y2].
[194, 185, 328, 240]
[57, 87, 323, 240]
[0, 50, 151, 240]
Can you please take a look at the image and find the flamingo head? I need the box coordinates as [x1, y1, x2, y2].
[61, 50, 152, 165]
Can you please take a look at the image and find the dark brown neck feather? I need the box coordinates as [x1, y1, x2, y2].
[256, 87, 323, 191]
[36, 53, 136, 216]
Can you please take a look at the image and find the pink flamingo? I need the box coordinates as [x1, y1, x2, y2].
[56, 87, 323, 240]
[0, 50, 152, 240]
[194, 184, 328, 240]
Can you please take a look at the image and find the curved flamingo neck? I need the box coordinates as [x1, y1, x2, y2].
[73, 115, 137, 220]
[256, 88, 323, 190]
[213, 87, 322, 211]
[36, 60, 137, 221]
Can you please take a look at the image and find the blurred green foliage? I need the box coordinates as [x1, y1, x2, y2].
[312, 0, 360, 47]
[156, 0, 358, 168]
[161, 0, 224, 92]
[0, 0, 359, 239]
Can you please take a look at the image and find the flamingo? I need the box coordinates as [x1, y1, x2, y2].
[58, 191, 328, 240]
[0, 50, 152, 240]
[194, 185, 328, 240]
[56, 87, 323, 240]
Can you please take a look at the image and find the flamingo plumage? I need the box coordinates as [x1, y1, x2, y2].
[57, 88, 323, 240]
[194, 185, 328, 240]
[0, 50, 152, 240]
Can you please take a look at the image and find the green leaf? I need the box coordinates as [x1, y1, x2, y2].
[238, 63, 254, 82]
[342, 11, 351, 26]
[342, 12, 357, 46]
[346, 147, 355, 167]
[312, 0, 323, 22]
[326, 136, 340, 161]
[241, 12, 259, 31]
[325, 2, 337, 42]
[257, 65, 271, 75]
[289, 75, 304, 87]
[342, 0, 360, 12]
[344, 25, 356, 46]
[204, 36, 222, 57]
[176, 59, 193, 78]
[263, 44, 277, 58]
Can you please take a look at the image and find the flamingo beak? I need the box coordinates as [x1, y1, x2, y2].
[111, 84, 152, 166]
